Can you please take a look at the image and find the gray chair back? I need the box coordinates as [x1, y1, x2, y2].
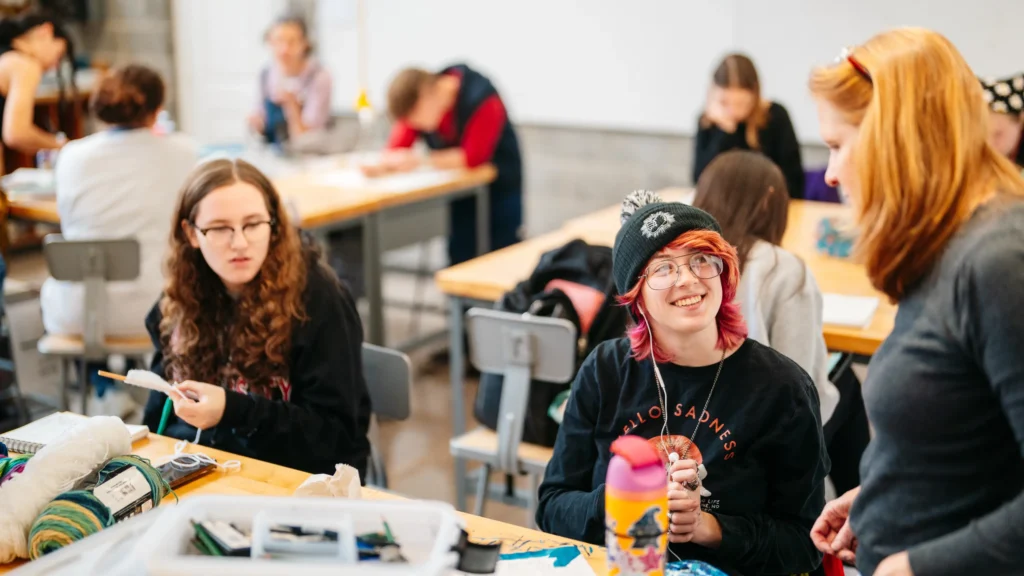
[42, 235, 140, 359]
[464, 308, 577, 474]
[361, 343, 412, 421]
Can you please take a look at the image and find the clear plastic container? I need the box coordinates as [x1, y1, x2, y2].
[132, 495, 466, 576]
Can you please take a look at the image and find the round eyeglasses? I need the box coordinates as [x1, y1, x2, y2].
[192, 220, 275, 247]
[642, 253, 724, 290]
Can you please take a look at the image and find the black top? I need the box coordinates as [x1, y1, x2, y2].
[850, 197, 1024, 576]
[536, 337, 828, 576]
[142, 258, 372, 477]
[693, 102, 805, 199]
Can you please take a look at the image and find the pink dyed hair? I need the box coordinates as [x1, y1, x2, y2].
[617, 229, 747, 362]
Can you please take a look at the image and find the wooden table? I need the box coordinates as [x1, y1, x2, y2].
[0, 432, 605, 574]
[5, 160, 498, 348]
[434, 188, 895, 509]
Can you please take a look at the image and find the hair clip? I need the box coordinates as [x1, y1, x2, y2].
[838, 46, 872, 83]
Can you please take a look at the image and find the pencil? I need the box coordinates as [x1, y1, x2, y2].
[98, 370, 127, 382]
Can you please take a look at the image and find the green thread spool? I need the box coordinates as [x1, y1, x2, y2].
[28, 491, 113, 559]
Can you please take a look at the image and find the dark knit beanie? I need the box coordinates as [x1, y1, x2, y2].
[612, 190, 723, 295]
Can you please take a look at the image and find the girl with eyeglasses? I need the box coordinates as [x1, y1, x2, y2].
[810, 29, 1024, 576]
[536, 191, 829, 576]
[140, 158, 372, 477]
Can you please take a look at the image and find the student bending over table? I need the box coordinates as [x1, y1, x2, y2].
[536, 192, 829, 576]
[141, 158, 372, 477]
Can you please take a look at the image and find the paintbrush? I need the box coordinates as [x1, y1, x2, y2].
[99, 370, 192, 401]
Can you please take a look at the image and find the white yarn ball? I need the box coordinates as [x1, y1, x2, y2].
[0, 416, 131, 561]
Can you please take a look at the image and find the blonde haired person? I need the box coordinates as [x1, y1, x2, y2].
[808, 30, 1024, 576]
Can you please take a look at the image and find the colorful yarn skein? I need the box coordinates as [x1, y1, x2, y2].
[28, 491, 113, 559]
[0, 456, 31, 487]
[98, 455, 172, 503]
[26, 454, 172, 559]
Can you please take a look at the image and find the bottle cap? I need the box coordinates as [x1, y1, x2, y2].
[609, 435, 661, 470]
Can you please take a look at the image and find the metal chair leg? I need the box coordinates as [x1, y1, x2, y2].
[474, 463, 491, 518]
[79, 358, 90, 415]
[60, 358, 69, 412]
[407, 242, 430, 336]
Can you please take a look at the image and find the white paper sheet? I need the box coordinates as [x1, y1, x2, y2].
[822, 293, 880, 328]
[313, 168, 462, 193]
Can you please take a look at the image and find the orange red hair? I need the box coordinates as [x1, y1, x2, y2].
[618, 229, 747, 362]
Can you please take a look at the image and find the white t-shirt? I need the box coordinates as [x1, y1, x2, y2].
[41, 128, 198, 336]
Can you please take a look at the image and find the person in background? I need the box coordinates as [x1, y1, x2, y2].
[537, 190, 828, 576]
[361, 63, 522, 265]
[809, 30, 1024, 576]
[694, 53, 804, 199]
[143, 159, 372, 476]
[980, 73, 1024, 171]
[247, 15, 331, 145]
[41, 64, 198, 418]
[693, 150, 869, 496]
[0, 10, 74, 170]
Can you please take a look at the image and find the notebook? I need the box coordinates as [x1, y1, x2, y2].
[822, 294, 881, 329]
[0, 412, 149, 455]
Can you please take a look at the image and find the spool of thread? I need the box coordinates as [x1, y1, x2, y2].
[1, 440, 7, 457]
[28, 491, 113, 559]
[26, 455, 171, 558]
[0, 457, 32, 487]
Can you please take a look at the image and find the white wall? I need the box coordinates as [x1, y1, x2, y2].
[173, 0, 1024, 145]
[173, 0, 288, 145]
[318, 0, 1024, 143]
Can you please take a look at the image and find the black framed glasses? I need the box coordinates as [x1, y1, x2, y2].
[642, 253, 724, 290]
[192, 220, 276, 247]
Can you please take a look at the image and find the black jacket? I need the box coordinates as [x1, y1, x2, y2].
[474, 239, 627, 446]
[693, 102, 805, 199]
[142, 259, 372, 477]
[536, 337, 829, 576]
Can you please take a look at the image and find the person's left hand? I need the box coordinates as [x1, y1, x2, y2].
[172, 381, 226, 431]
[275, 90, 301, 110]
[875, 552, 914, 576]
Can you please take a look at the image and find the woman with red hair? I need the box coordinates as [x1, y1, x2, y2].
[536, 190, 829, 575]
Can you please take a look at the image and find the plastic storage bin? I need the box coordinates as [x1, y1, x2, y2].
[131, 495, 466, 576]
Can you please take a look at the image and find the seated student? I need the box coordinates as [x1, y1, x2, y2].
[141, 158, 372, 477]
[694, 53, 804, 199]
[536, 191, 828, 575]
[246, 15, 331, 145]
[0, 10, 73, 169]
[980, 73, 1024, 171]
[692, 150, 868, 495]
[362, 64, 522, 265]
[41, 64, 198, 418]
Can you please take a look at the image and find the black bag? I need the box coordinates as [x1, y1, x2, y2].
[472, 239, 628, 447]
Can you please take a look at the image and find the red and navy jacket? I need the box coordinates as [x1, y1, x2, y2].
[388, 63, 522, 200]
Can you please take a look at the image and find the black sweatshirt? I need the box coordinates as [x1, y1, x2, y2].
[142, 259, 372, 477]
[693, 102, 805, 199]
[536, 337, 828, 576]
[851, 198, 1024, 576]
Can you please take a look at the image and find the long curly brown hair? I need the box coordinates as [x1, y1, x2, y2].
[159, 158, 308, 395]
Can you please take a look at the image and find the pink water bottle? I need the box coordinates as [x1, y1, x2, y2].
[606, 435, 669, 575]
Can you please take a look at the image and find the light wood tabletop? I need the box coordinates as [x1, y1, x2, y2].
[5, 164, 497, 231]
[0, 430, 605, 574]
[436, 187, 894, 356]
